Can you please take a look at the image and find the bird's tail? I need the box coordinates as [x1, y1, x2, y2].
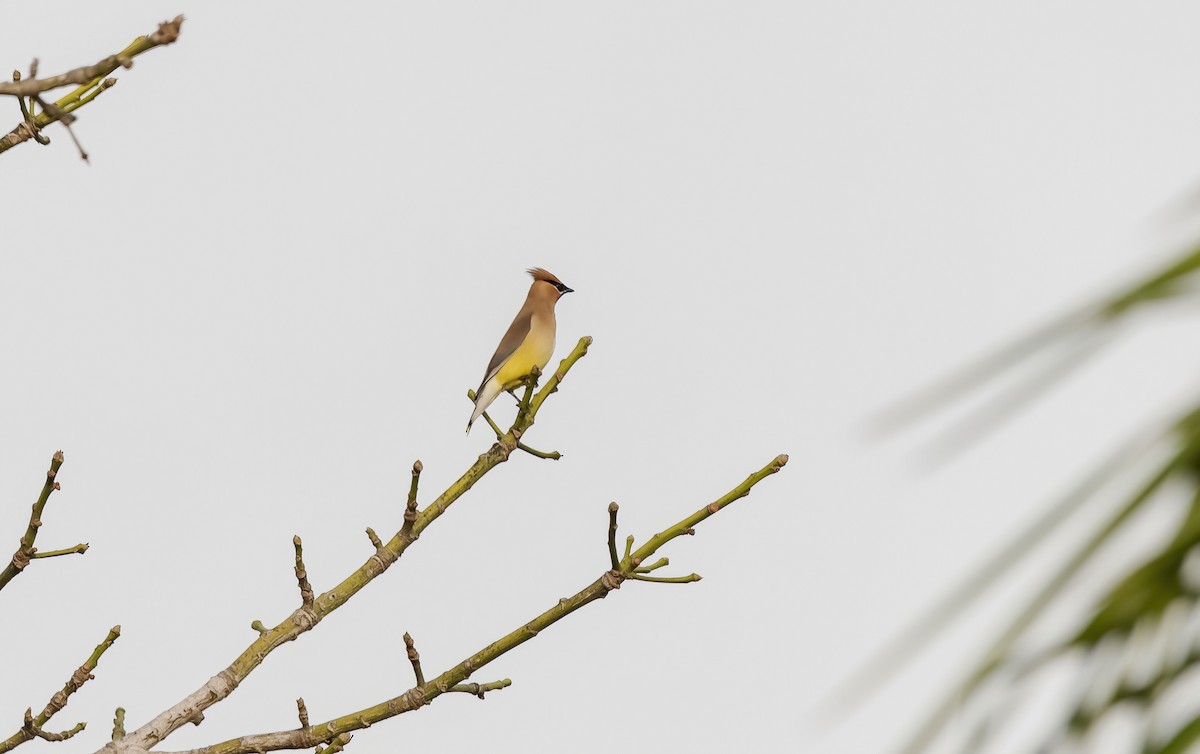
[467, 377, 504, 434]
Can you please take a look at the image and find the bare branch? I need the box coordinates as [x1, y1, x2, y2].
[111, 709, 125, 741]
[147, 452, 786, 754]
[0, 451, 70, 592]
[107, 338, 593, 754]
[629, 573, 702, 584]
[448, 679, 512, 698]
[292, 536, 313, 608]
[634, 557, 668, 574]
[31, 543, 88, 559]
[403, 633, 424, 686]
[1, 625, 120, 753]
[607, 503, 620, 570]
[0, 16, 184, 156]
[400, 461, 421, 542]
[295, 699, 308, 730]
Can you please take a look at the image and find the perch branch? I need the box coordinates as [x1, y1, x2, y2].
[0, 626, 120, 753]
[104, 338, 593, 754]
[147, 452, 786, 754]
[467, 389, 559, 459]
[0, 451, 69, 592]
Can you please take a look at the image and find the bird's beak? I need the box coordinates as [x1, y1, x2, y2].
[561, 286, 574, 295]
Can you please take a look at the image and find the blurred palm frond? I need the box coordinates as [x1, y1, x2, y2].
[874, 245, 1200, 753]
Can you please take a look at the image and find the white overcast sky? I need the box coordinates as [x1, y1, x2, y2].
[4, 3, 1200, 753]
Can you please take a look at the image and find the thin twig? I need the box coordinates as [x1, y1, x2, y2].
[630, 573, 702, 584]
[401, 461, 422, 541]
[517, 442, 561, 460]
[634, 557, 669, 574]
[403, 633, 424, 686]
[607, 503, 620, 570]
[31, 543, 88, 559]
[111, 709, 125, 741]
[448, 679, 512, 698]
[293, 536, 313, 608]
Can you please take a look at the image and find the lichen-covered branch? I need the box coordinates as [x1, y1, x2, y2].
[0, 626, 120, 753]
[0, 451, 71, 592]
[102, 338, 593, 754]
[0, 16, 184, 157]
[149, 452, 787, 754]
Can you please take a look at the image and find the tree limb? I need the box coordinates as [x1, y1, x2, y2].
[148, 453, 787, 754]
[101, 337, 593, 754]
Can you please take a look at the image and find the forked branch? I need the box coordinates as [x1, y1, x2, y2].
[148, 454, 787, 754]
[0, 16, 184, 157]
[0, 451, 82, 593]
[0, 626, 121, 753]
[101, 338, 592, 754]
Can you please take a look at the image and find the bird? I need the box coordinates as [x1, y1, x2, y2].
[467, 268, 574, 433]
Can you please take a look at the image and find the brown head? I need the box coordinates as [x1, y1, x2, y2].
[527, 267, 574, 302]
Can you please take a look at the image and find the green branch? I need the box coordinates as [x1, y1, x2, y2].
[114, 337, 594, 753]
[152, 451, 788, 754]
[0, 16, 184, 156]
[0, 626, 120, 753]
[448, 679, 512, 698]
[30, 543, 89, 559]
[607, 503, 620, 570]
[0, 451, 69, 592]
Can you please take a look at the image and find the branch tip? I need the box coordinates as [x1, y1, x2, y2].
[607, 503, 620, 569]
[293, 536, 314, 608]
[111, 708, 125, 741]
[403, 632, 425, 686]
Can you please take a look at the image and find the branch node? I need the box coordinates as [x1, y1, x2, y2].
[600, 569, 624, 591]
[364, 527, 382, 550]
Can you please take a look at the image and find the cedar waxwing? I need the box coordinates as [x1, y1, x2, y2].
[467, 268, 574, 433]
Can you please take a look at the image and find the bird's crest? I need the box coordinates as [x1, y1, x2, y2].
[527, 267, 564, 286]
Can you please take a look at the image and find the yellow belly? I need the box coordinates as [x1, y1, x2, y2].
[496, 317, 555, 385]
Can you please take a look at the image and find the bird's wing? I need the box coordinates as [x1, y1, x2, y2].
[477, 309, 533, 394]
